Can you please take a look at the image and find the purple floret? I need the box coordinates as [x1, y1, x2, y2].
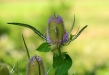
[62, 33, 68, 43]
[29, 56, 36, 63]
[46, 30, 53, 44]
[29, 56, 43, 63]
[48, 15, 63, 24]
[48, 16, 53, 24]
[55, 16, 63, 23]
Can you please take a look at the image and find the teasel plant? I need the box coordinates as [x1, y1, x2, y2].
[0, 63, 10, 75]
[7, 13, 87, 75]
[0, 62, 19, 75]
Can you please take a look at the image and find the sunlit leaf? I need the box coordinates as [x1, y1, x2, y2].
[7, 22, 46, 40]
[36, 42, 51, 52]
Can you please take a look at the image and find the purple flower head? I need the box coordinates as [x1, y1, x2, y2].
[26, 56, 46, 75]
[46, 14, 68, 46]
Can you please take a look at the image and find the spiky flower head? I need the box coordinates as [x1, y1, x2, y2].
[47, 13, 68, 46]
[26, 56, 46, 75]
[0, 63, 10, 75]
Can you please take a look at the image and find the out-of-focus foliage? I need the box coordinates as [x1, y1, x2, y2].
[0, 0, 109, 75]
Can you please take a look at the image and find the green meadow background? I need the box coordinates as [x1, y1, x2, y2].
[0, 0, 109, 75]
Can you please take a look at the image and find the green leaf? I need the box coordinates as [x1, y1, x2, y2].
[36, 42, 51, 52]
[22, 34, 30, 59]
[53, 54, 62, 69]
[72, 25, 88, 41]
[7, 22, 46, 40]
[53, 52, 67, 69]
[68, 15, 75, 34]
[63, 72, 68, 75]
[53, 53, 72, 75]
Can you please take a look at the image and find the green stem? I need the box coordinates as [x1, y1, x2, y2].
[57, 46, 62, 57]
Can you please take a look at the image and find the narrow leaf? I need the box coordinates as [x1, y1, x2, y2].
[22, 34, 30, 59]
[68, 15, 75, 34]
[72, 25, 88, 41]
[8, 63, 18, 75]
[7, 22, 46, 40]
[36, 42, 51, 52]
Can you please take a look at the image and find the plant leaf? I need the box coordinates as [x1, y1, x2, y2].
[71, 25, 88, 41]
[22, 34, 30, 59]
[53, 53, 72, 75]
[53, 54, 62, 69]
[53, 52, 67, 69]
[7, 22, 46, 40]
[68, 15, 75, 34]
[36, 42, 51, 52]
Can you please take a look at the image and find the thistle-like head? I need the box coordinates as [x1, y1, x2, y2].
[0, 63, 10, 75]
[26, 56, 46, 75]
[47, 13, 68, 46]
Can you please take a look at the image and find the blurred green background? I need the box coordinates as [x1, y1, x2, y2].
[0, 0, 109, 75]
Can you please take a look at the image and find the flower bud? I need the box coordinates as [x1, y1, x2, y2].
[0, 63, 10, 75]
[26, 56, 46, 75]
[47, 14, 68, 45]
